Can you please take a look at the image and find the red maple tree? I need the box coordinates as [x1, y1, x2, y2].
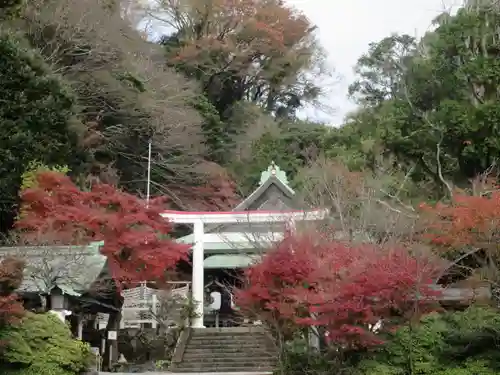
[16, 171, 190, 287]
[171, 0, 313, 65]
[418, 187, 500, 292]
[0, 257, 25, 327]
[235, 232, 442, 347]
[419, 190, 500, 250]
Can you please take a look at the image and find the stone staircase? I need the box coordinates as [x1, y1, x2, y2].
[171, 327, 277, 373]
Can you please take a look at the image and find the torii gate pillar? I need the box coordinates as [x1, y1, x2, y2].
[191, 220, 205, 328]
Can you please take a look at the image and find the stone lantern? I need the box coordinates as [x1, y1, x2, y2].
[49, 285, 71, 322]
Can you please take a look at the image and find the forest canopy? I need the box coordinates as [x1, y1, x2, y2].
[1, 0, 500, 239]
[4, 2, 500, 375]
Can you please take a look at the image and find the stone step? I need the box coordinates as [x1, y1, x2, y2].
[191, 333, 269, 338]
[184, 349, 273, 355]
[174, 363, 275, 372]
[177, 358, 276, 366]
[184, 347, 273, 355]
[183, 354, 276, 363]
[191, 328, 267, 333]
[183, 349, 274, 355]
[191, 332, 269, 337]
[173, 329, 277, 373]
[189, 337, 272, 345]
[187, 344, 275, 351]
[173, 367, 275, 373]
[188, 344, 271, 349]
[188, 340, 270, 344]
[190, 338, 268, 341]
[190, 338, 270, 345]
[191, 334, 270, 340]
[190, 336, 272, 342]
[184, 345, 274, 352]
[183, 353, 277, 363]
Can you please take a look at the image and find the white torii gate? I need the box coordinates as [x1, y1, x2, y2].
[161, 209, 328, 328]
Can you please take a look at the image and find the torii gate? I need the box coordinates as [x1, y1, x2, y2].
[161, 209, 328, 328]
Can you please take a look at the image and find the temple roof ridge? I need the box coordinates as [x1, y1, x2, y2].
[258, 161, 292, 192]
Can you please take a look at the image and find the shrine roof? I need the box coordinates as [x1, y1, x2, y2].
[233, 161, 295, 211]
[170, 162, 298, 218]
[171, 161, 297, 217]
[171, 162, 328, 259]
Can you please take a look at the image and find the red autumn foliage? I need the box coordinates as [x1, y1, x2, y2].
[0, 257, 25, 327]
[164, 0, 319, 104]
[235, 232, 442, 348]
[173, 0, 312, 62]
[419, 190, 500, 249]
[16, 172, 190, 287]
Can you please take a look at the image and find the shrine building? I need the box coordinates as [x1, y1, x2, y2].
[162, 162, 328, 328]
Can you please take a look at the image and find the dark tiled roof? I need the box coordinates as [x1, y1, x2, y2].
[0, 242, 106, 296]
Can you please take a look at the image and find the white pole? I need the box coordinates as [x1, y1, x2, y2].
[146, 139, 152, 206]
[109, 345, 113, 368]
[77, 318, 83, 340]
[192, 220, 205, 328]
[151, 294, 157, 329]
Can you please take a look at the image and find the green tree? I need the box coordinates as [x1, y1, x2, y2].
[0, 0, 25, 18]
[0, 32, 86, 238]
[346, 5, 500, 198]
[230, 120, 329, 193]
[349, 34, 416, 107]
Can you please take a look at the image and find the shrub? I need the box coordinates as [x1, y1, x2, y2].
[0, 312, 92, 375]
[280, 349, 333, 375]
[357, 306, 500, 375]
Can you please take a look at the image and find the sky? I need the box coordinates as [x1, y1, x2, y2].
[287, 0, 463, 125]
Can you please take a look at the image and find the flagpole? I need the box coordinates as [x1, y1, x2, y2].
[146, 139, 152, 206]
